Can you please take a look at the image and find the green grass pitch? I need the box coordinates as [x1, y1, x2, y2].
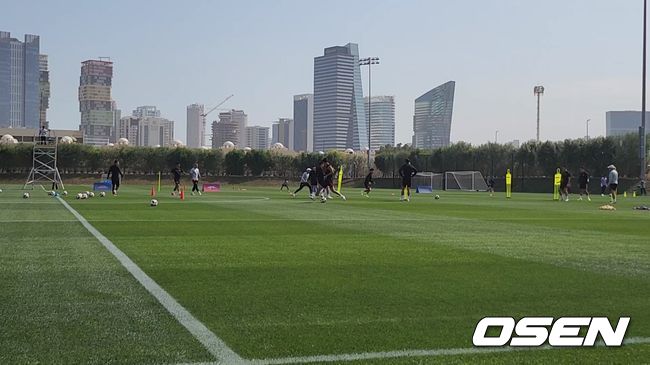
[1, 184, 649, 364]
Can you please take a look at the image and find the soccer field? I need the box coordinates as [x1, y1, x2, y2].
[1, 185, 649, 364]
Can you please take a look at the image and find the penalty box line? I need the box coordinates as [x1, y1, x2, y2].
[57, 197, 245, 365]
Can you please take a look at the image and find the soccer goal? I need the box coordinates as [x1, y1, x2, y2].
[444, 171, 489, 191]
[413, 172, 444, 193]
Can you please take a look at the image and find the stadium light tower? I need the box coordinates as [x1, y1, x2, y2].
[641, 0, 648, 184]
[359, 56, 380, 169]
[586, 119, 591, 140]
[534, 86, 545, 142]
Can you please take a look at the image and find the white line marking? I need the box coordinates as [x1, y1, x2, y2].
[245, 336, 650, 365]
[56, 197, 245, 365]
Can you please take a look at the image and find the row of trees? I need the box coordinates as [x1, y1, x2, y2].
[0, 134, 646, 179]
[375, 134, 647, 179]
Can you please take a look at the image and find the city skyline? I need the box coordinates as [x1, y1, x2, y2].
[1, 1, 645, 147]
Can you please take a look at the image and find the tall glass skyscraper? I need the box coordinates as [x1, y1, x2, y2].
[0, 31, 40, 128]
[365, 95, 395, 150]
[186, 103, 205, 148]
[313, 43, 367, 151]
[79, 59, 114, 145]
[413, 81, 455, 149]
[293, 94, 313, 152]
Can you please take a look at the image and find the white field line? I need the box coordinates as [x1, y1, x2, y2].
[173, 337, 650, 365]
[56, 197, 245, 365]
[5, 217, 644, 223]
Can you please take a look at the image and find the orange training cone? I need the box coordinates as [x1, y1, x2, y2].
[150, 185, 156, 197]
[180, 189, 185, 200]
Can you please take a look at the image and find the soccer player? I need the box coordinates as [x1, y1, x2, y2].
[171, 163, 184, 196]
[292, 168, 312, 197]
[560, 168, 571, 202]
[640, 180, 647, 196]
[107, 160, 124, 196]
[323, 160, 346, 200]
[398, 159, 417, 201]
[281, 179, 290, 191]
[190, 163, 201, 196]
[487, 176, 495, 197]
[578, 168, 591, 201]
[309, 166, 318, 199]
[608, 164, 618, 204]
[600, 176, 608, 196]
[362, 168, 374, 197]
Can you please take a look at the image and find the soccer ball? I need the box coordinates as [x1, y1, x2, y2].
[23, 192, 30, 199]
[76, 193, 82, 199]
[150, 199, 159, 207]
[89, 192, 95, 198]
[0, 189, 3, 193]
[435, 195, 440, 200]
[320, 195, 327, 203]
[85, 191, 91, 196]
[99, 191, 106, 197]
[81, 193, 88, 199]
[63, 191, 68, 196]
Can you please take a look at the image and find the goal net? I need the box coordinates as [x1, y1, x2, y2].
[444, 171, 489, 191]
[412, 172, 443, 193]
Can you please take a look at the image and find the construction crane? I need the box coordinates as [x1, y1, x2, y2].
[201, 94, 234, 118]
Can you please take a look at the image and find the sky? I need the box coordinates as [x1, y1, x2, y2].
[1, 0, 646, 146]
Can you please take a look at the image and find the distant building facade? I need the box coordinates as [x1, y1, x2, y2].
[272, 118, 293, 148]
[293, 94, 313, 152]
[413, 81, 455, 149]
[39, 54, 50, 128]
[313, 43, 367, 151]
[211, 109, 247, 148]
[0, 31, 40, 128]
[79, 59, 114, 145]
[118, 116, 174, 147]
[186, 103, 205, 148]
[246, 126, 270, 150]
[111, 103, 121, 143]
[606, 111, 650, 137]
[365, 95, 395, 150]
[132, 105, 161, 118]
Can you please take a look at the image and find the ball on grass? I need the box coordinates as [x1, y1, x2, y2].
[99, 191, 106, 197]
[23, 192, 30, 199]
[76, 193, 82, 199]
[150, 199, 159, 207]
[89, 192, 95, 198]
[435, 195, 440, 200]
[63, 191, 68, 196]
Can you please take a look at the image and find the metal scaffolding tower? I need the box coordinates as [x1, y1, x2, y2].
[24, 136, 65, 190]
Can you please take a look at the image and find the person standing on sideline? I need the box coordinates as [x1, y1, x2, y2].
[578, 168, 591, 201]
[190, 163, 201, 196]
[107, 160, 124, 196]
[640, 180, 647, 196]
[399, 159, 418, 202]
[362, 168, 375, 197]
[600, 176, 608, 196]
[291, 168, 312, 198]
[281, 179, 290, 191]
[171, 163, 184, 196]
[607, 164, 619, 204]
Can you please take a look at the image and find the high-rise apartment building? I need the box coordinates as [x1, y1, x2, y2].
[79, 59, 114, 145]
[186, 104, 205, 148]
[365, 95, 395, 150]
[293, 94, 313, 152]
[272, 118, 293, 148]
[111, 103, 121, 143]
[246, 126, 270, 150]
[313, 43, 367, 151]
[39, 54, 50, 128]
[211, 109, 247, 148]
[413, 81, 455, 149]
[132, 105, 161, 118]
[118, 115, 174, 147]
[605, 111, 650, 137]
[0, 31, 40, 128]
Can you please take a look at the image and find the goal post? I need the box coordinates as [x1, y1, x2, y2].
[413, 172, 443, 193]
[444, 171, 489, 191]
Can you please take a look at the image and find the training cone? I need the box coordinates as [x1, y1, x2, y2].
[180, 189, 185, 200]
[150, 186, 156, 197]
[624, 191, 627, 198]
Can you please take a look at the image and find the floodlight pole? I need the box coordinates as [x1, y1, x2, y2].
[534, 86, 545, 142]
[586, 119, 590, 140]
[641, 0, 648, 183]
[359, 57, 379, 169]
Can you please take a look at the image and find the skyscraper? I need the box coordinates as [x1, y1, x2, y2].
[246, 126, 270, 150]
[313, 43, 367, 151]
[118, 116, 174, 147]
[0, 31, 40, 128]
[605, 111, 650, 137]
[132, 105, 161, 118]
[79, 59, 114, 145]
[271, 118, 293, 148]
[111, 102, 121, 143]
[39, 54, 50, 128]
[413, 81, 455, 149]
[186, 104, 205, 148]
[293, 94, 313, 152]
[211, 109, 247, 148]
[365, 96, 395, 150]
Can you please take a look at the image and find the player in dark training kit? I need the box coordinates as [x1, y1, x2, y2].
[362, 168, 374, 197]
[578, 168, 591, 201]
[171, 163, 184, 196]
[107, 160, 124, 196]
[399, 159, 418, 201]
